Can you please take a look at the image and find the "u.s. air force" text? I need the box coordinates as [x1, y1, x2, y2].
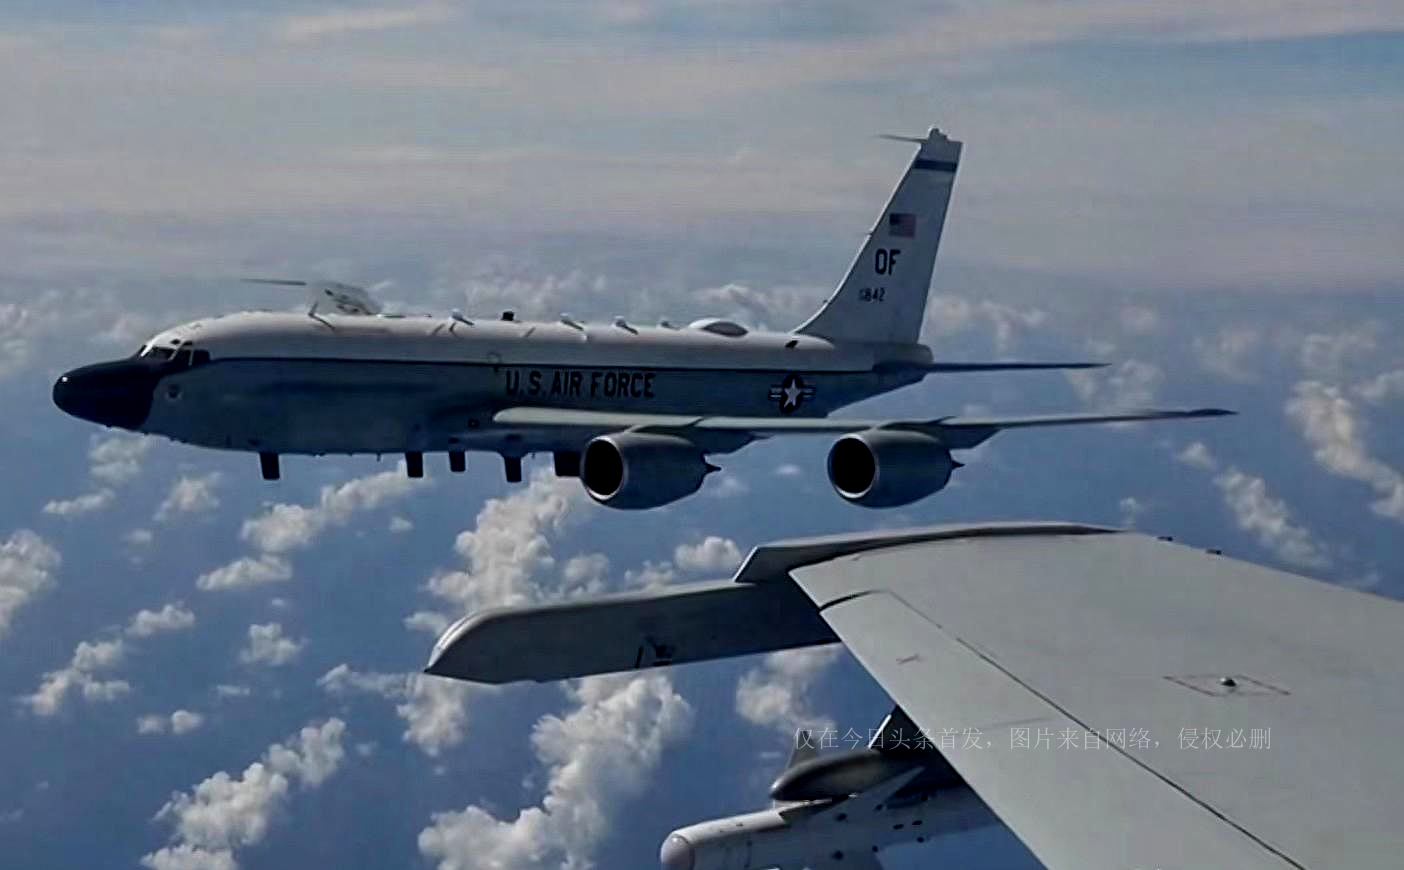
[504, 368, 657, 399]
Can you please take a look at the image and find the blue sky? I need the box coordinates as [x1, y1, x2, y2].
[1, 3, 1402, 868]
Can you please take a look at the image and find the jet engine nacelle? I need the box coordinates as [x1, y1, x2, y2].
[827, 430, 955, 508]
[580, 432, 712, 509]
[659, 786, 992, 870]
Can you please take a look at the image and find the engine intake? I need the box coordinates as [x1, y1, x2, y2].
[581, 433, 711, 509]
[827, 430, 954, 508]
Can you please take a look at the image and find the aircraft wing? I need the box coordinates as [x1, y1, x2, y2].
[788, 527, 1404, 869]
[491, 406, 1232, 449]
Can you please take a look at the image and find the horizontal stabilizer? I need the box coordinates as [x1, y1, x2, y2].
[425, 579, 835, 684]
[931, 406, 1235, 448]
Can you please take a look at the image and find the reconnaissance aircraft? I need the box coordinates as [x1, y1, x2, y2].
[53, 127, 1227, 510]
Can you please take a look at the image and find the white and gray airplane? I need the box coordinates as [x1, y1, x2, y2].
[428, 522, 1404, 868]
[53, 127, 1227, 509]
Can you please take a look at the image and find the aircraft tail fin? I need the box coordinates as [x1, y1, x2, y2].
[794, 127, 961, 345]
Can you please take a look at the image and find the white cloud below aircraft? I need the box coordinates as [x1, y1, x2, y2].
[53, 127, 1228, 509]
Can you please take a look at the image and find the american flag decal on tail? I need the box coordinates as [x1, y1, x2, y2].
[888, 212, 917, 238]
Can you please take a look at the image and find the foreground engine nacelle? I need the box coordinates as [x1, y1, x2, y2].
[580, 433, 712, 509]
[660, 779, 994, 870]
[827, 430, 955, 508]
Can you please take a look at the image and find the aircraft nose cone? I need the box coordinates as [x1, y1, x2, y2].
[53, 361, 156, 430]
[659, 834, 694, 870]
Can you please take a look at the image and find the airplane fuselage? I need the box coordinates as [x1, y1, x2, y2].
[60, 310, 930, 458]
[53, 128, 1215, 507]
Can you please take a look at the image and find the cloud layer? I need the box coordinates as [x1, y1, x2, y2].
[143, 719, 348, 870]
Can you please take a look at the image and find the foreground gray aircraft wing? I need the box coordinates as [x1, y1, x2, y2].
[790, 528, 1404, 869]
[428, 523, 1404, 869]
[492, 406, 1231, 449]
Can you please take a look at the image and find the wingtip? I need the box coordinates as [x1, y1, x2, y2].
[422, 652, 445, 677]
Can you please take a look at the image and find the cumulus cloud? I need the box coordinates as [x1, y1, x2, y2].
[924, 295, 1048, 353]
[1119, 305, 1161, 335]
[24, 639, 130, 716]
[0, 529, 60, 640]
[418, 675, 692, 870]
[1298, 325, 1383, 380]
[156, 473, 223, 522]
[1285, 381, 1404, 522]
[735, 646, 842, 738]
[138, 710, 206, 736]
[142, 719, 346, 870]
[26, 600, 203, 716]
[318, 663, 407, 697]
[46, 433, 159, 518]
[43, 489, 115, 518]
[425, 471, 580, 614]
[317, 664, 476, 758]
[1176, 441, 1218, 471]
[397, 678, 476, 757]
[672, 536, 743, 574]
[1067, 359, 1162, 407]
[404, 610, 450, 637]
[1194, 327, 1262, 381]
[198, 467, 427, 591]
[1118, 496, 1147, 527]
[561, 552, 610, 595]
[238, 623, 304, 667]
[313, 473, 582, 756]
[127, 603, 196, 637]
[241, 468, 426, 554]
[90, 433, 155, 487]
[1175, 442, 1330, 569]
[0, 298, 65, 380]
[1214, 469, 1331, 569]
[197, 556, 292, 592]
[705, 471, 750, 499]
[1357, 369, 1404, 404]
[623, 560, 678, 590]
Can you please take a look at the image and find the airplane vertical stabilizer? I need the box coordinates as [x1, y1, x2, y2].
[794, 127, 960, 345]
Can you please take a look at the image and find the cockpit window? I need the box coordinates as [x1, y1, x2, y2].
[138, 343, 209, 365]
